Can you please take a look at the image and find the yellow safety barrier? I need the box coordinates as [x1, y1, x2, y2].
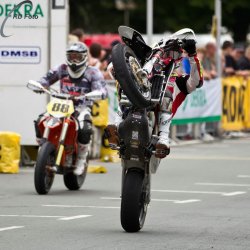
[88, 165, 107, 173]
[100, 128, 120, 163]
[222, 76, 250, 131]
[92, 99, 109, 127]
[0, 132, 21, 173]
[245, 78, 250, 128]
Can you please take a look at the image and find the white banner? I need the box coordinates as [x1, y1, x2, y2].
[173, 78, 222, 124]
[107, 78, 222, 125]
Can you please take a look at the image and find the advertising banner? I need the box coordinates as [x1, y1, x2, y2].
[172, 78, 222, 124]
[0, 1, 68, 145]
[222, 76, 249, 131]
[245, 78, 250, 128]
[92, 99, 109, 127]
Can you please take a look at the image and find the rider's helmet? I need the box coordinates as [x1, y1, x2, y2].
[66, 42, 88, 79]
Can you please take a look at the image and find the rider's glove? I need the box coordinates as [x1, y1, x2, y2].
[182, 39, 197, 57]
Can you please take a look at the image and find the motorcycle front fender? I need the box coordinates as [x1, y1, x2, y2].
[118, 26, 152, 63]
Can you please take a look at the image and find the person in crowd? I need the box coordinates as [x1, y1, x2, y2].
[102, 40, 122, 80]
[88, 42, 112, 79]
[35, 42, 107, 175]
[237, 45, 250, 72]
[221, 40, 239, 76]
[70, 28, 85, 41]
[196, 47, 215, 140]
[233, 47, 244, 62]
[222, 41, 250, 76]
[203, 42, 217, 78]
[196, 47, 213, 80]
[89, 43, 106, 68]
[68, 34, 79, 43]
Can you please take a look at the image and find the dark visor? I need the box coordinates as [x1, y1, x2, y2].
[67, 52, 85, 63]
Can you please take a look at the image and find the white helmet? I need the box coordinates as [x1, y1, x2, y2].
[66, 42, 88, 79]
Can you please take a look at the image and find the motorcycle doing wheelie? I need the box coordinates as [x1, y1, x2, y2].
[110, 26, 196, 232]
[27, 80, 102, 195]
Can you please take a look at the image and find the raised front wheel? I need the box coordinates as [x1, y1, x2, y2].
[112, 43, 151, 108]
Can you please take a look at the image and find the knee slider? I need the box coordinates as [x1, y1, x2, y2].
[78, 120, 92, 144]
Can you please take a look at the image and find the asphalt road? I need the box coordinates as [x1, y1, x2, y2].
[1, 138, 250, 250]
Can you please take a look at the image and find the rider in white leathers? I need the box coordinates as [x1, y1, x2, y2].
[106, 38, 203, 158]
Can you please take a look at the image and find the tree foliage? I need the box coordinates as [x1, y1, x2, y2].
[69, 0, 250, 42]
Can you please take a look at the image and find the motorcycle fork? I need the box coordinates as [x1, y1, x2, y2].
[55, 118, 71, 166]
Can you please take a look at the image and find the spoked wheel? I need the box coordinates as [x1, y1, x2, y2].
[120, 170, 148, 232]
[63, 153, 89, 190]
[112, 43, 151, 108]
[34, 142, 55, 195]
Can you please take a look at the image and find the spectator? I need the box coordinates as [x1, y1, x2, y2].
[203, 42, 217, 78]
[233, 47, 244, 62]
[197, 47, 213, 80]
[68, 34, 79, 43]
[88, 43, 113, 80]
[237, 46, 250, 71]
[196, 47, 215, 141]
[221, 41, 238, 76]
[70, 28, 85, 41]
[89, 43, 106, 69]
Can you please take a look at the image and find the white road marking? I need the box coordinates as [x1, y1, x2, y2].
[0, 214, 92, 221]
[58, 215, 92, 221]
[101, 197, 120, 200]
[43, 204, 120, 209]
[238, 175, 250, 178]
[101, 197, 201, 204]
[196, 182, 250, 187]
[168, 156, 250, 161]
[174, 199, 201, 204]
[222, 192, 246, 196]
[0, 226, 24, 232]
[0, 214, 62, 218]
[0, 215, 62, 218]
[153, 199, 201, 203]
[152, 189, 246, 196]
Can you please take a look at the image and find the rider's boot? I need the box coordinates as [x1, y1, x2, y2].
[155, 112, 171, 158]
[105, 124, 119, 149]
[74, 143, 89, 175]
[104, 108, 123, 148]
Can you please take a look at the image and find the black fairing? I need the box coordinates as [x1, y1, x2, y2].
[118, 110, 150, 161]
